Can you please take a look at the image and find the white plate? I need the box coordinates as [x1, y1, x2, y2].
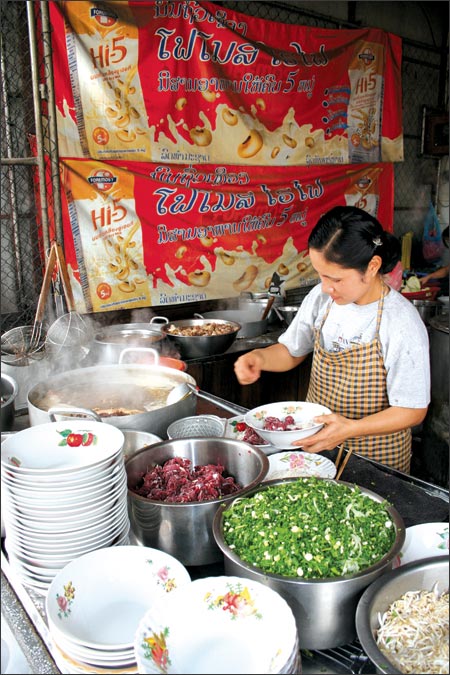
[266, 451, 337, 481]
[393, 522, 449, 567]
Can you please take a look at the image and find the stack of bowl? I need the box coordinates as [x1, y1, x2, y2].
[1, 421, 129, 594]
[46, 546, 191, 674]
[134, 575, 300, 674]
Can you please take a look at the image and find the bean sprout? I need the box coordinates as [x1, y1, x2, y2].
[376, 583, 449, 674]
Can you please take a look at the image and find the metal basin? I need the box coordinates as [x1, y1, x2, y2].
[212, 478, 405, 650]
[126, 438, 269, 566]
[26, 364, 197, 438]
[356, 556, 449, 674]
[160, 318, 241, 359]
[196, 310, 268, 338]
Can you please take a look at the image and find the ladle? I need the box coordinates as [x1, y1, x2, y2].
[167, 382, 245, 416]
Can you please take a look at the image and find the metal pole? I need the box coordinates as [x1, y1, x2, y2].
[0, 39, 24, 304]
[39, 0, 63, 245]
[26, 0, 50, 252]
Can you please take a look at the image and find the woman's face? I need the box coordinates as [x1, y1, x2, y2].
[309, 249, 381, 305]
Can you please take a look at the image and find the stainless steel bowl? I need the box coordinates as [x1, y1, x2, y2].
[125, 438, 269, 566]
[276, 305, 300, 326]
[121, 429, 162, 462]
[160, 319, 241, 359]
[212, 478, 405, 650]
[356, 556, 449, 674]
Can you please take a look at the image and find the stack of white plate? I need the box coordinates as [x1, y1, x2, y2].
[45, 546, 191, 674]
[1, 420, 129, 595]
[134, 575, 300, 674]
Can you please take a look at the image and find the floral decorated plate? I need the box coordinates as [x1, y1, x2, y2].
[265, 451, 337, 481]
[393, 522, 449, 568]
[134, 575, 298, 674]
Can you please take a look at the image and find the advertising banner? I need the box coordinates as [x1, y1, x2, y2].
[50, 0, 403, 166]
[60, 159, 394, 313]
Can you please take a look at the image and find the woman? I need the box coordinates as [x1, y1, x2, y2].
[419, 225, 449, 296]
[234, 206, 430, 472]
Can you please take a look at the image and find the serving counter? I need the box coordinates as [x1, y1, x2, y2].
[1, 392, 449, 674]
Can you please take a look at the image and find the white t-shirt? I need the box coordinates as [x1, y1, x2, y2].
[279, 283, 430, 409]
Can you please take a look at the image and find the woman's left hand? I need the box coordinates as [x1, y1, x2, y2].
[292, 412, 356, 453]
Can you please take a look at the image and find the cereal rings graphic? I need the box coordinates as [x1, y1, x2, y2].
[188, 270, 211, 287]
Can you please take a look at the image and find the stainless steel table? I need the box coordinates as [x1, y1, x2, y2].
[2, 393, 449, 674]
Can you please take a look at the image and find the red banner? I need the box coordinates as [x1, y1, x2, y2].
[50, 1, 403, 166]
[60, 160, 394, 313]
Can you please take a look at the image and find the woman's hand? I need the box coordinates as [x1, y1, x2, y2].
[234, 350, 265, 384]
[294, 412, 356, 453]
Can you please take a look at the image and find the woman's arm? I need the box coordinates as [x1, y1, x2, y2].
[234, 343, 307, 385]
[420, 265, 449, 286]
[298, 405, 428, 453]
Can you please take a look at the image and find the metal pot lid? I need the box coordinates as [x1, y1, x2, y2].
[429, 314, 449, 333]
[94, 324, 164, 344]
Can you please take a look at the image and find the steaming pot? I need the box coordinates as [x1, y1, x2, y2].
[26, 363, 197, 438]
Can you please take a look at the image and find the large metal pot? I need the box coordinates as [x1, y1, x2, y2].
[239, 292, 283, 324]
[126, 437, 269, 566]
[213, 478, 405, 650]
[88, 323, 166, 364]
[27, 364, 197, 438]
[195, 310, 268, 339]
[1, 373, 18, 431]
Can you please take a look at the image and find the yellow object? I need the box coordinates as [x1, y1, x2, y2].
[401, 231, 414, 271]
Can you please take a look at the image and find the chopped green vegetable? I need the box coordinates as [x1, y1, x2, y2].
[222, 478, 396, 579]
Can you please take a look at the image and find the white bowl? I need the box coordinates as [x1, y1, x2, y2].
[393, 522, 449, 567]
[244, 401, 331, 449]
[134, 575, 298, 674]
[1, 421, 124, 473]
[46, 546, 191, 650]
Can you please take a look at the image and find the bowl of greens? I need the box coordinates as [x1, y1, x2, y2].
[212, 477, 405, 651]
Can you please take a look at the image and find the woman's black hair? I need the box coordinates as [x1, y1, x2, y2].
[308, 205, 401, 274]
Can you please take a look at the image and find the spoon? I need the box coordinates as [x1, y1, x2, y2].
[167, 382, 245, 416]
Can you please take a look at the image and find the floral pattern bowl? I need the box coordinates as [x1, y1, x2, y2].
[134, 575, 298, 674]
[45, 546, 191, 660]
[244, 401, 332, 449]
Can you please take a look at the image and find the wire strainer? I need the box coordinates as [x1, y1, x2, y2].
[1, 325, 46, 365]
[45, 243, 92, 359]
[167, 415, 225, 439]
[1, 244, 58, 365]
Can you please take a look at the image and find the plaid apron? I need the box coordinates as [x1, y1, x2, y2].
[306, 284, 411, 472]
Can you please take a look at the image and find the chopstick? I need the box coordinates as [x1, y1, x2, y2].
[334, 444, 353, 480]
